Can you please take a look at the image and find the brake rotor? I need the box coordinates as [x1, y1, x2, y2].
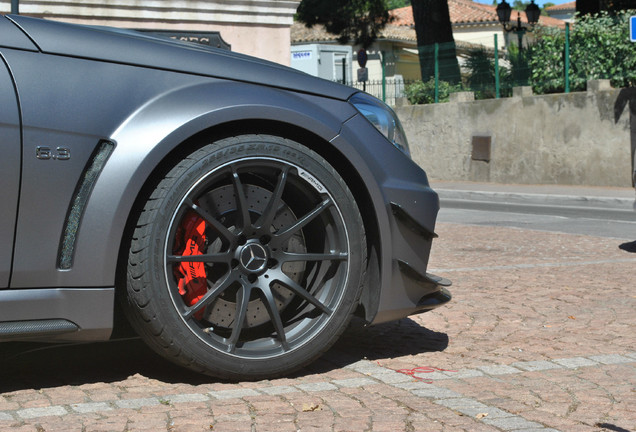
[196, 184, 306, 329]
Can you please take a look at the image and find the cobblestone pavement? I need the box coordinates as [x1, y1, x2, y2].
[1, 223, 635, 432]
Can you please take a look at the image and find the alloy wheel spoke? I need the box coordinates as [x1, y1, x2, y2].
[275, 273, 332, 316]
[258, 284, 289, 351]
[279, 251, 347, 263]
[182, 275, 234, 321]
[167, 252, 233, 264]
[274, 198, 332, 244]
[231, 166, 251, 233]
[185, 198, 235, 241]
[255, 166, 290, 230]
[227, 283, 251, 353]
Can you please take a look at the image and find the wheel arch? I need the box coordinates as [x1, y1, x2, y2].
[114, 118, 382, 325]
[69, 83, 382, 323]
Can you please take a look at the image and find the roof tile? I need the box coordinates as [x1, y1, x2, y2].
[546, 1, 576, 12]
[291, 22, 417, 43]
[292, 1, 566, 45]
[392, 0, 565, 28]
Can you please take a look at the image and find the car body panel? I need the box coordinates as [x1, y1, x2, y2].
[0, 52, 20, 288]
[333, 115, 440, 323]
[4, 48, 208, 287]
[0, 15, 37, 51]
[0, 15, 449, 347]
[5, 42, 357, 287]
[9, 14, 355, 101]
[71, 83, 357, 289]
[0, 287, 113, 341]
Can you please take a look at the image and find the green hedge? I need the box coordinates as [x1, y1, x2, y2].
[529, 10, 636, 93]
[405, 10, 636, 104]
[404, 78, 464, 105]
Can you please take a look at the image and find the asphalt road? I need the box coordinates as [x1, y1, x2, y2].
[435, 183, 636, 239]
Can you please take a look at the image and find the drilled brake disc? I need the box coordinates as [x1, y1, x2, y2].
[197, 184, 306, 329]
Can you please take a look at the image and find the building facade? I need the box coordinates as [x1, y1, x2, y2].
[545, 1, 576, 23]
[292, 0, 566, 81]
[0, 0, 300, 65]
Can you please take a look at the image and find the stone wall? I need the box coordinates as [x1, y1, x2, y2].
[396, 81, 636, 187]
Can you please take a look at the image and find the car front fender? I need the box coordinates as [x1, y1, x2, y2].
[67, 81, 358, 288]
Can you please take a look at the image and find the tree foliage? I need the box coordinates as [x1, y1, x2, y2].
[465, 48, 496, 98]
[506, 43, 531, 88]
[576, 0, 634, 15]
[296, 0, 392, 48]
[511, 1, 557, 15]
[406, 9, 636, 105]
[386, 0, 411, 8]
[463, 48, 515, 99]
[512, 0, 530, 11]
[528, 10, 636, 93]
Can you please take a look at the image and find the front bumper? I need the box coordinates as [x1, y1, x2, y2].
[373, 200, 453, 324]
[333, 114, 451, 324]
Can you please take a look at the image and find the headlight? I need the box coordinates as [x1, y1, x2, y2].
[349, 92, 411, 157]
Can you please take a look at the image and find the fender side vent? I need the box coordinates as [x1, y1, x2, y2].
[0, 319, 79, 341]
[58, 140, 115, 270]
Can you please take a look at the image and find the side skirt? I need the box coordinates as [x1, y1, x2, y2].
[0, 287, 114, 342]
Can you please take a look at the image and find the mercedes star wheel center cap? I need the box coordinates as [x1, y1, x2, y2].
[239, 242, 269, 273]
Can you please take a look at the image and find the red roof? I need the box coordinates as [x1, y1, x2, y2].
[546, 1, 576, 11]
[391, 0, 565, 28]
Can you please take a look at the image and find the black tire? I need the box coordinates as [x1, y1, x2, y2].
[123, 135, 366, 380]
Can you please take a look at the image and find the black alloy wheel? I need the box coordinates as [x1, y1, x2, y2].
[124, 135, 365, 379]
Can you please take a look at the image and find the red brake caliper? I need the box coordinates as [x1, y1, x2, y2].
[174, 211, 208, 316]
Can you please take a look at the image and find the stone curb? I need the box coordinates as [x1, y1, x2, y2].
[436, 188, 636, 210]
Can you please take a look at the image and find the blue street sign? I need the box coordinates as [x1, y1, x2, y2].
[631, 16, 636, 42]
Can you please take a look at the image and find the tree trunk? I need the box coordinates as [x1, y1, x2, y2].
[411, 0, 461, 84]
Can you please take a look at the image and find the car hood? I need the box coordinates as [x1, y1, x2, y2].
[6, 15, 356, 101]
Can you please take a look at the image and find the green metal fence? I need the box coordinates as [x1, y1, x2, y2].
[347, 11, 636, 105]
[341, 79, 416, 107]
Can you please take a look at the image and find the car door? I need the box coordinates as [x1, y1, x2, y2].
[0, 53, 21, 288]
